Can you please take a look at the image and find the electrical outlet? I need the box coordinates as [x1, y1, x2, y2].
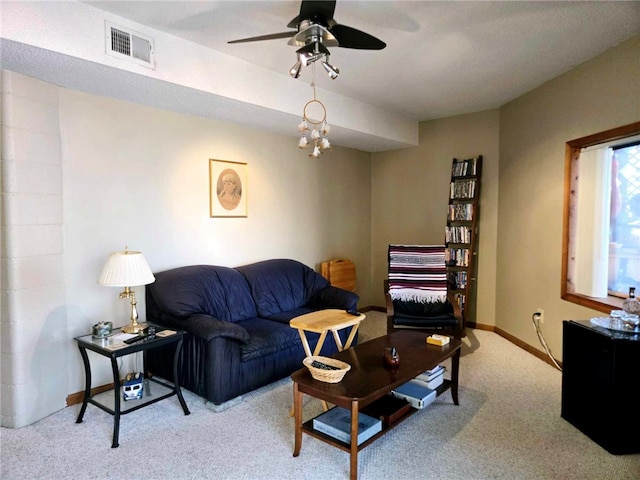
[536, 308, 545, 323]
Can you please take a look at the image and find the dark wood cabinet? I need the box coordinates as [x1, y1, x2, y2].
[561, 320, 640, 454]
[445, 155, 482, 326]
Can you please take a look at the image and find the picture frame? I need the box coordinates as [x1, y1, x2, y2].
[209, 159, 248, 218]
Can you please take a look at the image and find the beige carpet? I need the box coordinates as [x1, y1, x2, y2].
[2, 311, 639, 479]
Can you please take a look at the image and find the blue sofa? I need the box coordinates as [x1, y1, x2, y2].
[145, 259, 359, 409]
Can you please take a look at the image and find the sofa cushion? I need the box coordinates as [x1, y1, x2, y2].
[238, 318, 309, 362]
[149, 265, 257, 322]
[393, 299, 453, 318]
[236, 259, 330, 318]
[393, 312, 459, 327]
[266, 307, 317, 325]
[392, 299, 458, 327]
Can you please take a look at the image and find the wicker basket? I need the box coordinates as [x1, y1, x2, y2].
[303, 356, 351, 383]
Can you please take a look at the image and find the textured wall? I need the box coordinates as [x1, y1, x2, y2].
[1, 72, 68, 427]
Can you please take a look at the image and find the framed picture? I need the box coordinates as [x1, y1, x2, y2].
[209, 159, 248, 218]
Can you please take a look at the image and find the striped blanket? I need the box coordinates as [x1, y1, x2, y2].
[388, 245, 447, 303]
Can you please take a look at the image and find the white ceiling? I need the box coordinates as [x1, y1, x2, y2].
[2, 1, 639, 152]
[83, 0, 639, 121]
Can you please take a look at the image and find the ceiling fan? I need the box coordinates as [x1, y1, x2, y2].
[228, 0, 386, 80]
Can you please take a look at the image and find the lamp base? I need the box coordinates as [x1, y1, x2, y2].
[121, 322, 148, 334]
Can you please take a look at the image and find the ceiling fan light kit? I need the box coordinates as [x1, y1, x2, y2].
[228, 0, 385, 157]
[229, 0, 385, 80]
[291, 38, 337, 80]
[297, 41, 330, 67]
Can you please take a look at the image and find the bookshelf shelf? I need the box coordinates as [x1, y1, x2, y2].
[446, 156, 482, 327]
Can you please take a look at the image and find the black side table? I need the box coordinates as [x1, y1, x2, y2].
[561, 320, 640, 454]
[75, 326, 190, 447]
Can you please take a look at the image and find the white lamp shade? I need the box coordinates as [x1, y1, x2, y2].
[98, 250, 155, 287]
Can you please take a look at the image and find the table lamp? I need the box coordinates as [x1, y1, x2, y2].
[98, 248, 156, 334]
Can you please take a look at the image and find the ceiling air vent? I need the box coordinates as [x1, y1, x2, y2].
[105, 21, 155, 69]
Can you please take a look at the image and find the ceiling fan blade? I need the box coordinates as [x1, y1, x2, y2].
[228, 31, 294, 44]
[330, 24, 386, 50]
[287, 0, 336, 28]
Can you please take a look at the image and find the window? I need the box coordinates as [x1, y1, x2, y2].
[609, 141, 640, 296]
[562, 122, 640, 314]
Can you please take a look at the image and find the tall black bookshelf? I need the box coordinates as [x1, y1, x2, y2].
[445, 156, 482, 327]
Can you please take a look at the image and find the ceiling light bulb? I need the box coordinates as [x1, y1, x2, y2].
[289, 60, 302, 79]
[322, 61, 339, 79]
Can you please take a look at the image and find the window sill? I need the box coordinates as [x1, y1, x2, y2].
[562, 292, 624, 314]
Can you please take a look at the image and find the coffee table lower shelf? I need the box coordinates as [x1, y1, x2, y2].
[300, 379, 452, 452]
[301, 408, 418, 452]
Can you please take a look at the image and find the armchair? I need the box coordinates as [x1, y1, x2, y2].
[384, 245, 464, 339]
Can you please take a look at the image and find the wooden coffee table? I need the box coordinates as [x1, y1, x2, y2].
[291, 329, 461, 480]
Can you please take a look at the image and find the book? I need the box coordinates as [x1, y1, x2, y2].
[418, 365, 445, 381]
[391, 380, 437, 409]
[312, 407, 382, 445]
[361, 395, 412, 427]
[427, 334, 450, 346]
[414, 369, 444, 390]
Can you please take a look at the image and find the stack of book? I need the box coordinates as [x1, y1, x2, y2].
[447, 270, 468, 289]
[451, 156, 480, 177]
[450, 179, 476, 199]
[447, 203, 473, 221]
[312, 407, 382, 445]
[414, 365, 446, 390]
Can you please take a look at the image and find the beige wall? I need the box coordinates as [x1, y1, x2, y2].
[1, 73, 373, 427]
[371, 110, 500, 326]
[370, 34, 639, 359]
[497, 35, 640, 357]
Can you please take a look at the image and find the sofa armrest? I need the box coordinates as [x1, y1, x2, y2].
[180, 314, 250, 343]
[307, 285, 359, 311]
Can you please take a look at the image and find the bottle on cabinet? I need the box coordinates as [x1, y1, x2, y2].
[622, 287, 640, 315]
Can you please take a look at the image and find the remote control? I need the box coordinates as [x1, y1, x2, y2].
[123, 334, 147, 345]
[311, 360, 341, 370]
